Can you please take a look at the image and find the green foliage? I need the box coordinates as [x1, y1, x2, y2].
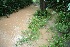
[46, 0, 69, 12]
[0, 0, 32, 16]
[28, 10, 51, 41]
[49, 34, 66, 47]
[56, 11, 70, 34]
[50, 11, 70, 47]
[49, 32, 70, 47]
[33, 0, 36, 2]
[56, 23, 68, 33]
[68, 3, 70, 11]
[32, 0, 40, 5]
[34, 10, 48, 17]
[16, 10, 51, 46]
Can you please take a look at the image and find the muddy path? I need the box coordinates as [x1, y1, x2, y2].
[20, 9, 58, 47]
[0, 5, 39, 47]
[0, 5, 57, 47]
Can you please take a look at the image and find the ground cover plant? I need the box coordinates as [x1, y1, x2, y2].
[44, 0, 70, 47]
[0, 0, 32, 17]
[14, 0, 70, 46]
[39, 11, 70, 47]
[38, 7, 70, 47]
[15, 8, 70, 47]
[46, 11, 70, 47]
[15, 10, 51, 46]
[56, 11, 70, 34]
[53, 11, 70, 47]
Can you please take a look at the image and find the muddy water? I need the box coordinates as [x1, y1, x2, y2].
[0, 5, 39, 47]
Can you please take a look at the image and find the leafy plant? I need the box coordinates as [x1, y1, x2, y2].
[16, 10, 51, 46]
[48, 32, 70, 47]
[34, 10, 48, 17]
[0, 0, 32, 17]
[49, 34, 66, 47]
[47, 10, 70, 47]
[46, 0, 69, 12]
[51, 11, 70, 47]
[56, 11, 70, 34]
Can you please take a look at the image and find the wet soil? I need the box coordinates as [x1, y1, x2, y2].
[0, 5, 39, 47]
[0, 5, 56, 47]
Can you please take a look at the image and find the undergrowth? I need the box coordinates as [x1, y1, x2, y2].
[0, 0, 32, 17]
[38, 11, 70, 47]
[15, 10, 51, 46]
[49, 11, 70, 47]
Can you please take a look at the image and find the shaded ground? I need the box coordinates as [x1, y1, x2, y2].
[0, 5, 57, 47]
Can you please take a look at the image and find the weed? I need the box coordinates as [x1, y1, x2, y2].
[48, 11, 70, 47]
[16, 10, 51, 46]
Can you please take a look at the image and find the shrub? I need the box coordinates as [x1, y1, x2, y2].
[46, 0, 70, 12]
[49, 34, 66, 47]
[56, 11, 70, 34]
[52, 11, 70, 47]
[34, 10, 51, 17]
[0, 0, 32, 17]
[48, 9, 70, 47]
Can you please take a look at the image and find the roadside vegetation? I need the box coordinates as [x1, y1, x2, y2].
[39, 0, 70, 47]
[15, 10, 51, 46]
[0, 0, 32, 17]
[1, 0, 69, 47]
[16, 5, 70, 47]
[39, 11, 70, 47]
[51, 12, 70, 47]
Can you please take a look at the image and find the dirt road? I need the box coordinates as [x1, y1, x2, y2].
[0, 5, 39, 47]
[0, 5, 56, 47]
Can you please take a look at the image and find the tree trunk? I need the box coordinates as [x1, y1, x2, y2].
[40, 0, 46, 11]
